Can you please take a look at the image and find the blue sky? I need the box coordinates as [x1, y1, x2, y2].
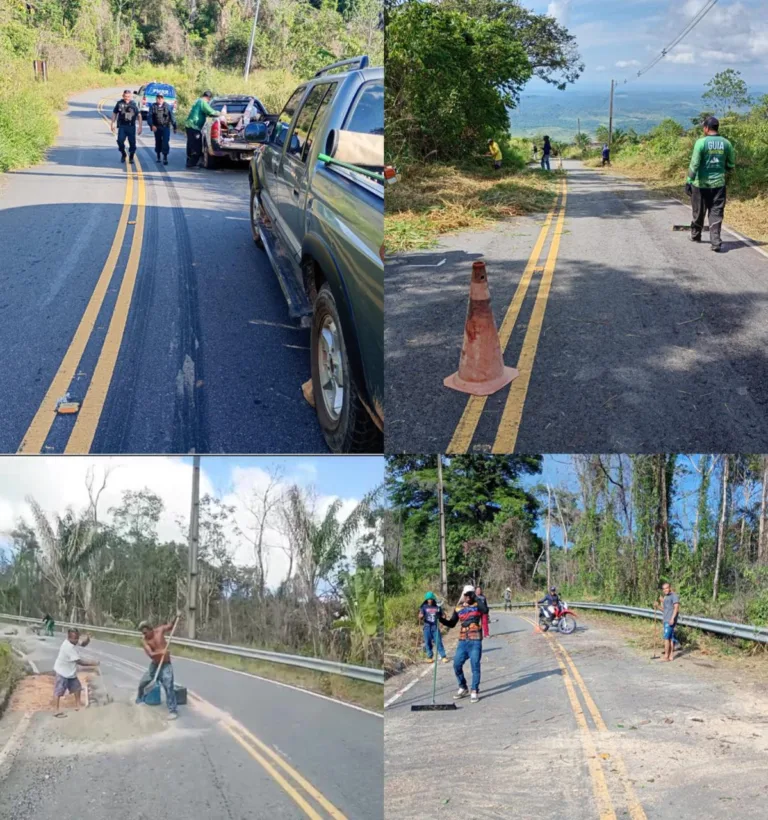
[523, 1, 768, 90]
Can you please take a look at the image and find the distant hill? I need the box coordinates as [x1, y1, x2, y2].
[507, 85, 765, 142]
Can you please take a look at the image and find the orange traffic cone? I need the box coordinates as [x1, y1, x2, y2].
[444, 261, 518, 395]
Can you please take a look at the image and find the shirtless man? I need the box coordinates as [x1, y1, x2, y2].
[136, 614, 180, 719]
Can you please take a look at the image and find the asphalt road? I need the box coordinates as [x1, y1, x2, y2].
[0, 627, 382, 819]
[385, 160, 768, 452]
[384, 610, 768, 820]
[0, 88, 326, 454]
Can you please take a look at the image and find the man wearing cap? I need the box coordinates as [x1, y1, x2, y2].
[439, 584, 488, 703]
[53, 628, 100, 712]
[136, 615, 180, 719]
[418, 592, 448, 663]
[185, 91, 219, 167]
[147, 92, 177, 165]
[686, 116, 735, 252]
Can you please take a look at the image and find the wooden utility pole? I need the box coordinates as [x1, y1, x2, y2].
[243, 0, 262, 81]
[713, 456, 729, 602]
[545, 485, 552, 589]
[608, 79, 615, 146]
[437, 455, 448, 598]
[187, 455, 200, 638]
[758, 455, 768, 564]
[577, 117, 581, 137]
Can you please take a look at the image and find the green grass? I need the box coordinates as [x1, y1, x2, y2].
[0, 641, 22, 696]
[89, 629, 382, 713]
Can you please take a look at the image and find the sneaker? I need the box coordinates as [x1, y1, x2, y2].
[441, 657, 449, 664]
[470, 691, 479, 703]
[167, 713, 178, 721]
[453, 688, 468, 700]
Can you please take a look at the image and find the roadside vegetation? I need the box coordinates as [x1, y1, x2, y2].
[384, 0, 582, 251]
[0, 0, 382, 171]
[565, 70, 768, 242]
[383, 455, 768, 675]
[0, 642, 23, 696]
[0, 469, 384, 673]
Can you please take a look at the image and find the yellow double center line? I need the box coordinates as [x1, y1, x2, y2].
[187, 692, 347, 819]
[520, 615, 647, 820]
[447, 176, 568, 454]
[18, 98, 146, 453]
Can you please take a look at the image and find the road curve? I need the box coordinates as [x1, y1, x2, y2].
[0, 629, 382, 819]
[0, 87, 326, 454]
[384, 610, 768, 820]
[385, 159, 768, 453]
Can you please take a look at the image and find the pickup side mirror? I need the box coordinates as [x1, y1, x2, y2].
[245, 122, 268, 144]
[325, 128, 339, 158]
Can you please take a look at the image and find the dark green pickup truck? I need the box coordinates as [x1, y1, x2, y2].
[246, 56, 383, 453]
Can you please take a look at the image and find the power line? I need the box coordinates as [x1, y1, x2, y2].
[628, 0, 720, 84]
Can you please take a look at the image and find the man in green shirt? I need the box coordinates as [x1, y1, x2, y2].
[185, 90, 219, 167]
[686, 116, 735, 252]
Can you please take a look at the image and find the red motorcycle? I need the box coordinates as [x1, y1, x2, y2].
[538, 601, 577, 635]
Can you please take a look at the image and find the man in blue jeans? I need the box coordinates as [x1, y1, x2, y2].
[418, 591, 448, 663]
[657, 583, 680, 662]
[440, 584, 488, 703]
[137, 615, 179, 719]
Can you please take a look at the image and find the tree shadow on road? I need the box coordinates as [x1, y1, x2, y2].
[480, 669, 561, 701]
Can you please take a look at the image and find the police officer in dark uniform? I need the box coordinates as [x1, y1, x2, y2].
[147, 92, 177, 165]
[110, 89, 142, 164]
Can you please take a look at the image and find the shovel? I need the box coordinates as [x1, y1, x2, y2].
[143, 615, 179, 698]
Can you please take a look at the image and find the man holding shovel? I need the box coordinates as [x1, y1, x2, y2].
[136, 613, 181, 720]
[439, 585, 488, 703]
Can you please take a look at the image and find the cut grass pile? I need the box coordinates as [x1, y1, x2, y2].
[385, 162, 561, 253]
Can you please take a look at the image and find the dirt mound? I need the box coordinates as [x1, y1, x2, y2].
[50, 701, 169, 744]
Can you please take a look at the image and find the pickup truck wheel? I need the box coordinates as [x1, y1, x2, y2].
[249, 186, 265, 249]
[202, 142, 218, 169]
[311, 283, 380, 453]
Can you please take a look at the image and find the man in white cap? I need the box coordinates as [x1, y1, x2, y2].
[439, 584, 488, 703]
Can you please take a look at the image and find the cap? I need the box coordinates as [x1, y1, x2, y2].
[424, 591, 436, 601]
[202, 90, 213, 98]
[462, 584, 475, 595]
[138, 620, 151, 630]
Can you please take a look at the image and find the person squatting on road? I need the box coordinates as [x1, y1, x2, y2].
[137, 616, 180, 719]
[538, 586, 561, 623]
[42, 613, 55, 636]
[656, 583, 680, 662]
[439, 584, 489, 703]
[503, 587, 512, 612]
[686, 116, 735, 253]
[486, 138, 503, 170]
[418, 592, 448, 663]
[541, 136, 552, 171]
[601, 143, 611, 166]
[148, 93, 177, 165]
[185, 91, 219, 167]
[111, 90, 142, 164]
[53, 628, 100, 712]
[475, 585, 490, 638]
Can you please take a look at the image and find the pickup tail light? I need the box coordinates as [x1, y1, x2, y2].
[211, 120, 220, 140]
[384, 165, 398, 185]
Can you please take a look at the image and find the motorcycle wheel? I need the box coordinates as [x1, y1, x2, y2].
[558, 615, 576, 635]
[538, 616, 550, 632]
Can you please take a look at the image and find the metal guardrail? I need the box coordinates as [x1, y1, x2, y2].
[488, 600, 768, 645]
[0, 614, 384, 684]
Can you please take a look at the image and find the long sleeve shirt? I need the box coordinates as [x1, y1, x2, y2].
[687, 135, 735, 188]
[147, 103, 177, 129]
[186, 98, 219, 130]
[439, 597, 488, 641]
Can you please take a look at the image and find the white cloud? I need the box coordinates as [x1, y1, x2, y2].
[615, 60, 641, 68]
[664, 49, 696, 65]
[0, 457, 368, 591]
[595, 65, 607, 72]
[547, 0, 571, 25]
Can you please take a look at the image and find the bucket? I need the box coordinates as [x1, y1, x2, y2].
[174, 684, 187, 705]
[143, 685, 162, 706]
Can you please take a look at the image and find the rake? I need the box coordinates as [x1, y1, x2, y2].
[411, 639, 456, 712]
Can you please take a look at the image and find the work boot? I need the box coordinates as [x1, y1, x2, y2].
[120, 153, 126, 163]
[156, 153, 161, 162]
[711, 244, 722, 252]
[129, 153, 135, 164]
[163, 155, 168, 165]
[689, 235, 701, 243]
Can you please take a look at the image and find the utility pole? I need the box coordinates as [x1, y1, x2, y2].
[187, 455, 200, 639]
[577, 117, 581, 137]
[545, 484, 552, 589]
[608, 79, 615, 146]
[437, 455, 448, 598]
[243, 0, 262, 82]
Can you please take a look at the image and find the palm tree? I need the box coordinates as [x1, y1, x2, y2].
[28, 498, 102, 621]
